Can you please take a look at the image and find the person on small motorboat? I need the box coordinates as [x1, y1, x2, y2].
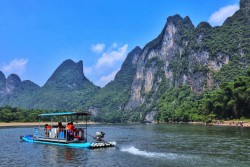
[56, 122, 65, 138]
[44, 124, 52, 137]
[74, 128, 84, 141]
[66, 122, 75, 141]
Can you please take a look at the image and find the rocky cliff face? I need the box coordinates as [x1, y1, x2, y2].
[240, 0, 250, 16]
[5, 74, 22, 94]
[0, 71, 6, 86]
[124, 0, 249, 122]
[0, 72, 6, 95]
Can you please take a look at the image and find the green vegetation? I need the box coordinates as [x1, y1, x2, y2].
[203, 10, 250, 56]
[154, 4, 250, 124]
[0, 106, 47, 122]
[156, 69, 250, 123]
[89, 47, 141, 123]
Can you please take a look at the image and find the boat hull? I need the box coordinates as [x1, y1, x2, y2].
[20, 135, 92, 148]
[20, 135, 116, 149]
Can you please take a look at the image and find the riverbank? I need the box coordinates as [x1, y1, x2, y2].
[211, 120, 250, 127]
[188, 121, 250, 127]
[0, 121, 97, 127]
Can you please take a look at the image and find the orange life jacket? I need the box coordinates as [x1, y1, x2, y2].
[66, 124, 74, 131]
[46, 125, 52, 130]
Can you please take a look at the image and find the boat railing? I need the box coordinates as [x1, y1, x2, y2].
[34, 126, 87, 143]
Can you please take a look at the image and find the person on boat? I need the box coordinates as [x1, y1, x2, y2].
[66, 122, 75, 141]
[56, 122, 65, 138]
[44, 124, 52, 137]
[74, 127, 84, 141]
[76, 128, 84, 141]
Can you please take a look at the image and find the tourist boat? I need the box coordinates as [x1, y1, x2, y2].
[20, 112, 116, 149]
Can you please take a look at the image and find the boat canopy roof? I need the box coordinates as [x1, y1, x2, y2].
[38, 112, 91, 117]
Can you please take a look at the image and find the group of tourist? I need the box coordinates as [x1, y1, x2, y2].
[44, 122, 84, 140]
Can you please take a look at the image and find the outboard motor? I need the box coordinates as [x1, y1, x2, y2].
[95, 131, 105, 142]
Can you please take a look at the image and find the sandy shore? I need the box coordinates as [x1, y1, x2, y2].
[189, 121, 250, 127]
[0, 121, 97, 127]
[211, 121, 250, 127]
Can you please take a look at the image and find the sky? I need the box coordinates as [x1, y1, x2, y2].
[0, 0, 240, 87]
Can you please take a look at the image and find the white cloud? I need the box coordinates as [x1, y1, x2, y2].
[91, 43, 105, 53]
[209, 4, 239, 26]
[96, 44, 128, 70]
[96, 69, 119, 87]
[0, 59, 28, 76]
[85, 43, 129, 87]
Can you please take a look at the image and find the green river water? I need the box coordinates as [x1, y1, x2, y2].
[0, 124, 249, 166]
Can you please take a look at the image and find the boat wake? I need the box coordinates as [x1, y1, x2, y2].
[121, 146, 187, 160]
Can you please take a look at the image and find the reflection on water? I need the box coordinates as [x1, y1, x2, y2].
[0, 124, 250, 167]
[64, 148, 74, 161]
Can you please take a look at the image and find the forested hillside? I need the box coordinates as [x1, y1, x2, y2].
[157, 68, 250, 123]
[93, 0, 250, 123]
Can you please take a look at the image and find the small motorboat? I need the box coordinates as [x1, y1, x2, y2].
[20, 112, 116, 149]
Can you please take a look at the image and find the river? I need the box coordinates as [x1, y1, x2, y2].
[0, 124, 250, 167]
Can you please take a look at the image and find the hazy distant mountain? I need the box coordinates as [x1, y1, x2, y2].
[0, 59, 99, 110]
[0, 71, 6, 88]
[0, 73, 40, 107]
